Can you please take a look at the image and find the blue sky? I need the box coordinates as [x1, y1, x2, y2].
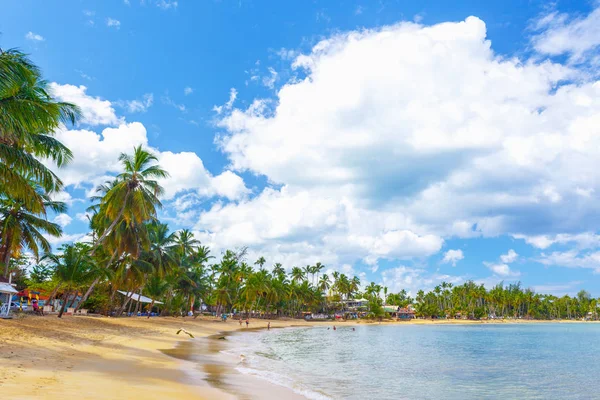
[2, 0, 600, 296]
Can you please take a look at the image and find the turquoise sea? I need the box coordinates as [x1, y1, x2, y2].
[226, 323, 600, 400]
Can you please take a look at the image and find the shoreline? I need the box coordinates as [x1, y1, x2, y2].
[1, 316, 598, 400]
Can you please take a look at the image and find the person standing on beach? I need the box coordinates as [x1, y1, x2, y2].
[268, 322, 271, 330]
[239, 318, 242, 326]
[246, 318, 249, 328]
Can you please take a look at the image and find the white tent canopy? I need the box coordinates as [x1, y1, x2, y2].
[117, 290, 163, 304]
[0, 282, 18, 294]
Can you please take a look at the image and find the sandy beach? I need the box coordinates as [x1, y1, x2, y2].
[0, 316, 595, 400]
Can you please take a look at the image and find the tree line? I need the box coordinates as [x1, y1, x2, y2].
[1, 47, 599, 321]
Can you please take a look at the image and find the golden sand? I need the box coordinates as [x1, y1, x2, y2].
[0, 315, 593, 399]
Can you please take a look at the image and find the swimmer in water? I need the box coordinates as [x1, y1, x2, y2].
[333, 326, 336, 331]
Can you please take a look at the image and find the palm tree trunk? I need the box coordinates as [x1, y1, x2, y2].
[105, 286, 118, 316]
[74, 250, 117, 313]
[147, 300, 155, 318]
[118, 287, 138, 317]
[47, 283, 62, 305]
[2, 236, 14, 277]
[74, 277, 100, 313]
[58, 290, 72, 318]
[91, 191, 130, 255]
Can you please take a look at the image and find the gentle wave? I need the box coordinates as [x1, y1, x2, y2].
[235, 366, 333, 400]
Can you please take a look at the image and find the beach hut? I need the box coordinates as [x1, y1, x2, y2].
[397, 307, 416, 319]
[0, 281, 19, 318]
[117, 291, 164, 316]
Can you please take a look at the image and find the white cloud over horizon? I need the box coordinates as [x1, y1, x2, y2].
[203, 15, 600, 273]
[43, 9, 600, 291]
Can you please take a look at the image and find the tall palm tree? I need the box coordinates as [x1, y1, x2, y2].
[272, 263, 285, 278]
[93, 146, 169, 250]
[0, 179, 65, 277]
[291, 266, 304, 283]
[0, 49, 80, 210]
[312, 262, 325, 286]
[254, 256, 266, 270]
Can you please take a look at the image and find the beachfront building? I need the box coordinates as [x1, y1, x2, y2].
[397, 307, 416, 319]
[344, 298, 369, 309]
[0, 277, 19, 319]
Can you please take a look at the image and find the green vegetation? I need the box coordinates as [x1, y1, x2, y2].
[2, 47, 599, 322]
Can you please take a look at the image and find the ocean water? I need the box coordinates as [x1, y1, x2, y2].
[225, 323, 600, 400]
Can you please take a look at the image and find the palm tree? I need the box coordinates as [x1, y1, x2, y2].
[144, 272, 170, 318]
[312, 262, 325, 286]
[0, 49, 80, 210]
[145, 221, 177, 277]
[174, 229, 200, 259]
[303, 265, 312, 283]
[291, 266, 304, 283]
[42, 243, 106, 318]
[272, 263, 285, 278]
[254, 256, 266, 270]
[0, 180, 65, 277]
[93, 146, 169, 250]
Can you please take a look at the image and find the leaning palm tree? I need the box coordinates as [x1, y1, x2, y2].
[93, 146, 169, 249]
[0, 177, 65, 277]
[0, 49, 80, 211]
[42, 243, 107, 318]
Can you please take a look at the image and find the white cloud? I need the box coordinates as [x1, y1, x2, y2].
[45, 232, 89, 247]
[531, 6, 600, 62]
[121, 93, 154, 113]
[442, 249, 464, 266]
[162, 95, 186, 112]
[53, 214, 73, 228]
[156, 0, 178, 9]
[203, 15, 600, 270]
[213, 88, 237, 115]
[184, 87, 193, 96]
[536, 250, 600, 273]
[106, 18, 121, 29]
[381, 266, 464, 296]
[514, 233, 600, 250]
[484, 262, 520, 277]
[500, 249, 518, 263]
[76, 212, 92, 224]
[484, 249, 519, 277]
[194, 186, 443, 268]
[575, 187, 594, 198]
[262, 67, 278, 89]
[49, 83, 120, 126]
[531, 281, 582, 296]
[25, 32, 44, 41]
[158, 151, 249, 201]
